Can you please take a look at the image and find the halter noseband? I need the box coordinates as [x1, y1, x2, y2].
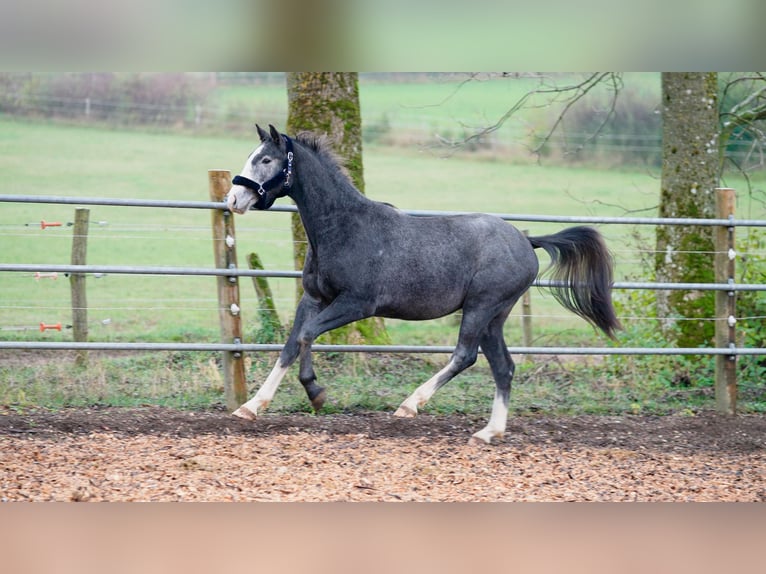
[232, 135, 294, 197]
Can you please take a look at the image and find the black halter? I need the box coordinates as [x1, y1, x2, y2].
[232, 135, 294, 197]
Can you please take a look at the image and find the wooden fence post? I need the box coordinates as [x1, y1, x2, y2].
[70, 208, 89, 367]
[714, 187, 737, 415]
[209, 170, 247, 411]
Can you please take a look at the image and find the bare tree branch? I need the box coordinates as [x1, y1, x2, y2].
[718, 73, 766, 189]
[436, 71, 765, 190]
[721, 85, 766, 135]
[435, 72, 625, 160]
[552, 72, 624, 158]
[400, 73, 487, 110]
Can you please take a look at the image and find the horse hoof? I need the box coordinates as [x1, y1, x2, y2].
[232, 406, 257, 421]
[310, 389, 327, 412]
[467, 436, 490, 446]
[393, 405, 417, 418]
[468, 430, 502, 446]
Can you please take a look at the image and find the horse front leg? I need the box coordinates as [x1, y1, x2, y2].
[298, 343, 326, 412]
[294, 293, 375, 410]
[232, 295, 322, 420]
[231, 361, 291, 420]
[394, 358, 465, 417]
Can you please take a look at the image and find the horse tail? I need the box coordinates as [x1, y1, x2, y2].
[528, 226, 621, 339]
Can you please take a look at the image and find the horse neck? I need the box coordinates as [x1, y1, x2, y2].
[288, 145, 371, 247]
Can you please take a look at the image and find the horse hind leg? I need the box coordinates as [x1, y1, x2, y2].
[394, 312, 483, 417]
[469, 320, 515, 445]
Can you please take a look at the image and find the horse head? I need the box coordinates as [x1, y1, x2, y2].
[226, 124, 294, 213]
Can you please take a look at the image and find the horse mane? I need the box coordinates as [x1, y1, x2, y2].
[294, 131, 353, 185]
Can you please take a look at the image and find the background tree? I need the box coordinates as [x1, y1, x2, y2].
[655, 72, 719, 347]
[285, 72, 388, 344]
[455, 72, 766, 347]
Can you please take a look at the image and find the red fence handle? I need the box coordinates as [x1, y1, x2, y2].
[39, 322, 62, 332]
[40, 220, 62, 229]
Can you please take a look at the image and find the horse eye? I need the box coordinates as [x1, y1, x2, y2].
[262, 157, 272, 165]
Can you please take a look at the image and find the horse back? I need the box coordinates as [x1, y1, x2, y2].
[309, 208, 537, 320]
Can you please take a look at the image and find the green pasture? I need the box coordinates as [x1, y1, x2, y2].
[2, 116, 764, 346]
[1, 115, 764, 415]
[0, 116, 673, 345]
[211, 73, 661, 150]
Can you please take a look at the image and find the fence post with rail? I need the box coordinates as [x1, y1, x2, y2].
[714, 188, 737, 414]
[208, 170, 247, 411]
[70, 207, 90, 367]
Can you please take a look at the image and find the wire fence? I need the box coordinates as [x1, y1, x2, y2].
[5, 91, 764, 160]
[2, 191, 766, 353]
[3, 187, 766, 414]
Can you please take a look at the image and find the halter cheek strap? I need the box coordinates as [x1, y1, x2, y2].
[232, 135, 294, 197]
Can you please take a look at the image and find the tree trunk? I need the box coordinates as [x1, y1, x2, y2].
[285, 72, 389, 344]
[655, 72, 719, 347]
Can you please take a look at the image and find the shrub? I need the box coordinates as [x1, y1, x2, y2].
[533, 85, 662, 167]
[0, 72, 212, 128]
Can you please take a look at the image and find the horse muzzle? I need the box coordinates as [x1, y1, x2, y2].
[226, 185, 257, 214]
[227, 185, 278, 213]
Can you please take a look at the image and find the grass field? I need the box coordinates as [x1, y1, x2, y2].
[0, 115, 671, 344]
[212, 73, 662, 145]
[1, 111, 764, 415]
[2, 116, 764, 342]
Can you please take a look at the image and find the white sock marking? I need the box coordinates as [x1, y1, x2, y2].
[239, 361, 289, 415]
[395, 360, 456, 416]
[471, 389, 508, 444]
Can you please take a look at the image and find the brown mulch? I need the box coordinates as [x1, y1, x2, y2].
[0, 406, 763, 501]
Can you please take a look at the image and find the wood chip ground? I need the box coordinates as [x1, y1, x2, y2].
[1, 407, 763, 501]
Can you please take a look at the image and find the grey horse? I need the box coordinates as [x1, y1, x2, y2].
[226, 124, 620, 444]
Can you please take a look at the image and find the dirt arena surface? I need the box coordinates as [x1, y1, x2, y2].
[1, 406, 763, 501]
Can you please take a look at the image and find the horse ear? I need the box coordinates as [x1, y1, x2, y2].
[268, 124, 282, 144]
[255, 124, 270, 142]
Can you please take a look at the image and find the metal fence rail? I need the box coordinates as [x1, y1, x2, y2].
[3, 193, 766, 227]
[2, 341, 765, 356]
[2, 263, 765, 292]
[0, 263, 302, 279]
[0, 194, 224, 211]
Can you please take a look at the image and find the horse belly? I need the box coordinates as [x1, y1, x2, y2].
[377, 303, 461, 321]
[374, 275, 467, 321]
[378, 303, 460, 321]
